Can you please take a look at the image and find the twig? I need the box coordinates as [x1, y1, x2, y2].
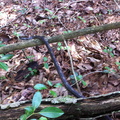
[114, 0, 120, 10]
[57, 17, 82, 93]
[63, 36, 82, 94]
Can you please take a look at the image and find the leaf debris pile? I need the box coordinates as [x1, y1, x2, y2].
[0, 0, 120, 104]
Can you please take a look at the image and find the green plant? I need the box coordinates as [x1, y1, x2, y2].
[0, 76, 6, 80]
[20, 84, 64, 120]
[23, 23, 31, 28]
[107, 9, 112, 14]
[44, 8, 57, 19]
[57, 42, 63, 50]
[43, 57, 49, 69]
[103, 47, 114, 57]
[49, 90, 57, 97]
[18, 7, 27, 14]
[77, 16, 86, 23]
[103, 66, 116, 73]
[57, 42, 70, 51]
[0, 42, 14, 71]
[70, 72, 87, 86]
[24, 67, 38, 78]
[39, 20, 47, 24]
[13, 31, 21, 38]
[115, 62, 120, 70]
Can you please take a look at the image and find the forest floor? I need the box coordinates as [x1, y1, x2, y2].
[0, 0, 120, 119]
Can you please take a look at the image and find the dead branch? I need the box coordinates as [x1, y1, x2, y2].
[0, 91, 120, 120]
[0, 22, 120, 54]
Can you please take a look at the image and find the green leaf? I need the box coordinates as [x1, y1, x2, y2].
[44, 63, 49, 69]
[108, 47, 113, 52]
[58, 42, 62, 46]
[116, 62, 120, 66]
[77, 16, 86, 23]
[0, 44, 6, 47]
[0, 62, 8, 71]
[20, 114, 28, 120]
[49, 90, 57, 97]
[45, 8, 53, 14]
[0, 54, 13, 60]
[118, 66, 120, 69]
[32, 91, 42, 110]
[39, 107, 64, 118]
[39, 117, 48, 120]
[81, 80, 87, 86]
[104, 66, 110, 70]
[57, 47, 61, 51]
[24, 106, 34, 115]
[103, 49, 108, 53]
[43, 57, 48, 62]
[13, 31, 20, 37]
[27, 55, 34, 59]
[34, 84, 47, 90]
[69, 72, 79, 79]
[77, 75, 83, 80]
[39, 20, 46, 24]
[103, 70, 110, 73]
[54, 83, 63, 88]
[47, 80, 53, 87]
[109, 52, 114, 57]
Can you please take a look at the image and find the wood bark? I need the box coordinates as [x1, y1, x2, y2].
[0, 22, 120, 54]
[0, 92, 120, 120]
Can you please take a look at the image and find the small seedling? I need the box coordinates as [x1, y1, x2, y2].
[13, 31, 21, 38]
[0, 42, 13, 71]
[20, 84, 64, 120]
[77, 16, 86, 23]
[115, 62, 120, 70]
[57, 42, 70, 51]
[103, 47, 114, 57]
[0, 76, 6, 80]
[24, 68, 38, 78]
[39, 20, 47, 24]
[23, 23, 31, 28]
[103, 66, 116, 73]
[57, 42, 63, 50]
[70, 72, 87, 86]
[43, 57, 49, 69]
[49, 90, 57, 97]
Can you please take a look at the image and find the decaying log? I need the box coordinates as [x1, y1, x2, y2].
[0, 91, 120, 120]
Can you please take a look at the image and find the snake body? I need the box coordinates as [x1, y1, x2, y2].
[20, 36, 111, 120]
[20, 36, 84, 98]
